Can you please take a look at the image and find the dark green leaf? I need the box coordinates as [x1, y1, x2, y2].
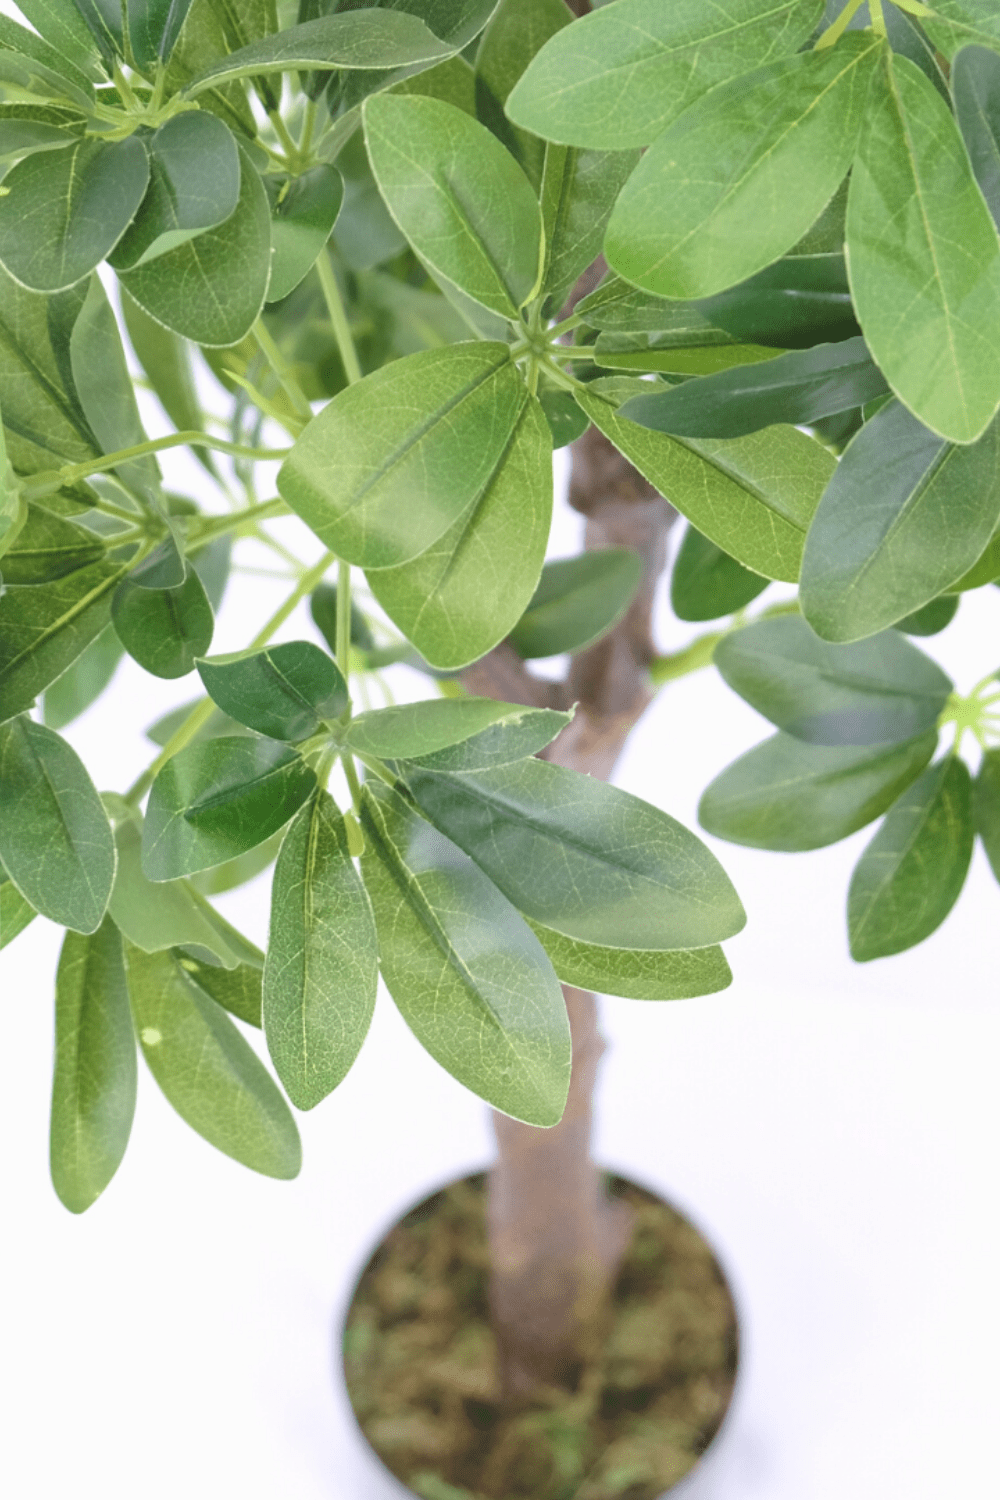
[367, 390, 552, 669]
[714, 615, 952, 745]
[346, 696, 554, 761]
[0, 136, 149, 292]
[142, 736, 317, 880]
[108, 113, 241, 271]
[112, 558, 214, 679]
[265, 165, 344, 303]
[894, 595, 960, 636]
[0, 714, 114, 931]
[505, 0, 823, 149]
[310, 580, 375, 653]
[538, 389, 588, 449]
[0, 104, 84, 162]
[1, 863, 36, 949]
[42, 623, 124, 728]
[174, 950, 262, 1027]
[263, 791, 378, 1109]
[118, 146, 271, 348]
[127, 0, 195, 68]
[848, 52, 1000, 443]
[576, 381, 834, 583]
[197, 641, 347, 741]
[605, 35, 880, 299]
[539, 144, 639, 312]
[278, 342, 526, 569]
[1, 503, 106, 584]
[974, 744, 1000, 884]
[364, 93, 543, 318]
[953, 45, 1000, 230]
[161, 0, 257, 141]
[359, 781, 571, 1127]
[10, 0, 106, 80]
[185, 12, 450, 96]
[698, 729, 938, 851]
[406, 756, 746, 950]
[847, 756, 973, 960]
[400, 706, 571, 773]
[125, 942, 301, 1178]
[621, 338, 889, 439]
[73, 0, 124, 61]
[0, 11, 97, 98]
[524, 920, 732, 1002]
[50, 918, 136, 1213]
[670, 527, 768, 623]
[799, 401, 1000, 641]
[509, 548, 643, 659]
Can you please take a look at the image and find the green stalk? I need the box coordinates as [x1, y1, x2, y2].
[253, 319, 314, 423]
[315, 251, 363, 386]
[23, 434, 292, 500]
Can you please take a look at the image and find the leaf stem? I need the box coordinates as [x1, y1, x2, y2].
[189, 496, 291, 543]
[315, 250, 363, 385]
[23, 434, 293, 499]
[253, 318, 314, 423]
[268, 110, 299, 159]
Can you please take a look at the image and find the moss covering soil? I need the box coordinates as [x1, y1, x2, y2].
[343, 1173, 739, 1500]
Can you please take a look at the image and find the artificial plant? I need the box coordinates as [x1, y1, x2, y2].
[2, 0, 1000, 1448]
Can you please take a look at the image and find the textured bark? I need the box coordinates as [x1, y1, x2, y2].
[463, 415, 678, 1397]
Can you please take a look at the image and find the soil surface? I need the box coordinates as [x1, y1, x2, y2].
[342, 1173, 738, 1500]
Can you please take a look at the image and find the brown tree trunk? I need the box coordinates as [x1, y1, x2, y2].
[462, 424, 677, 1399]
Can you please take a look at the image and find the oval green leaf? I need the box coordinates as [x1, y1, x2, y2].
[670, 526, 768, 623]
[509, 548, 643, 659]
[197, 641, 347, 742]
[112, 561, 214, 680]
[953, 44, 1000, 230]
[346, 696, 554, 761]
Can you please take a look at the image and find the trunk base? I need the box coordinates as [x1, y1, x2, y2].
[342, 1172, 739, 1500]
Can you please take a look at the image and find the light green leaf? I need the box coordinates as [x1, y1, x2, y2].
[505, 0, 823, 150]
[952, 46, 1000, 230]
[359, 781, 570, 1127]
[142, 736, 317, 881]
[263, 792, 378, 1110]
[0, 136, 149, 293]
[11, 0, 107, 81]
[367, 389, 552, 669]
[364, 93, 543, 318]
[800, 401, 1000, 641]
[125, 942, 301, 1179]
[112, 556, 214, 680]
[974, 744, 1000, 884]
[185, 11, 451, 96]
[698, 729, 938, 851]
[714, 615, 952, 745]
[42, 623, 124, 728]
[405, 756, 746, 950]
[118, 146, 271, 348]
[108, 113, 241, 271]
[575, 381, 835, 583]
[670, 526, 768, 623]
[400, 707, 571, 772]
[197, 641, 347, 742]
[144, 698, 252, 747]
[510, 548, 643, 659]
[847, 756, 973, 961]
[605, 35, 880, 300]
[593, 333, 783, 377]
[265, 165, 344, 303]
[524, 920, 732, 1002]
[50, 917, 136, 1213]
[278, 342, 525, 569]
[174, 950, 262, 1028]
[1, 862, 36, 949]
[847, 51, 1000, 444]
[346, 696, 553, 761]
[0, 714, 114, 932]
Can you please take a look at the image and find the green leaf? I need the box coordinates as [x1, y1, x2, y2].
[10, 0, 106, 80]
[0, 714, 114, 932]
[0, 12, 97, 99]
[524, 920, 732, 1002]
[364, 93, 543, 319]
[197, 641, 347, 742]
[799, 401, 1000, 641]
[161, 0, 256, 141]
[620, 338, 889, 439]
[605, 35, 880, 300]
[698, 729, 938, 851]
[359, 781, 571, 1127]
[953, 45, 1000, 231]
[538, 144, 639, 312]
[367, 390, 552, 669]
[0, 553, 128, 722]
[310, 580, 376, 653]
[714, 615, 952, 745]
[399, 707, 571, 773]
[107, 809, 260, 968]
[848, 52, 1000, 444]
[922, 0, 1000, 60]
[405, 756, 746, 950]
[883, 1, 951, 102]
[0, 503, 105, 585]
[265, 164, 344, 303]
[73, 0, 124, 61]
[127, 0, 195, 68]
[0, 47, 94, 111]
[1, 863, 36, 949]
[118, 145, 271, 348]
[894, 595, 960, 637]
[142, 736, 317, 880]
[50, 917, 136, 1213]
[593, 333, 783, 377]
[575, 381, 835, 583]
[0, 136, 149, 293]
[670, 527, 768, 623]
[278, 342, 525, 569]
[188, 827, 283, 896]
[509, 548, 643, 659]
[0, 104, 84, 163]
[108, 113, 240, 272]
[124, 942, 301, 1179]
[346, 696, 554, 762]
[263, 792, 378, 1110]
[185, 12, 451, 96]
[112, 554, 215, 680]
[174, 950, 262, 1028]
[505, 0, 824, 150]
[847, 756, 973, 961]
[538, 388, 588, 448]
[974, 744, 1000, 884]
[42, 623, 124, 728]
